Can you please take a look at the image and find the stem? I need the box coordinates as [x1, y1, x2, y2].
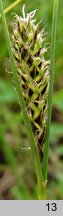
[42, 0, 59, 180]
[0, 0, 46, 199]
[0, 0, 22, 18]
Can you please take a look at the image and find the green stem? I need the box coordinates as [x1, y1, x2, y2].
[42, 0, 59, 180]
[0, 0, 22, 18]
[0, 0, 46, 199]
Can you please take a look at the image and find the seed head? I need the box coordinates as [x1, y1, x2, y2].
[12, 5, 50, 161]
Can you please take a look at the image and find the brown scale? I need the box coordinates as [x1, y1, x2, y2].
[38, 128, 46, 146]
[27, 56, 33, 67]
[35, 111, 42, 125]
[13, 45, 18, 52]
[30, 31, 37, 50]
[38, 143, 44, 161]
[41, 83, 47, 95]
[35, 48, 41, 57]
[14, 55, 20, 64]
[21, 48, 28, 59]
[30, 66, 36, 79]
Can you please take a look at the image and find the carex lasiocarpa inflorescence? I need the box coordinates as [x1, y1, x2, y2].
[12, 5, 49, 161]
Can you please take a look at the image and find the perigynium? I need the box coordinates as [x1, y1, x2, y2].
[12, 5, 49, 162]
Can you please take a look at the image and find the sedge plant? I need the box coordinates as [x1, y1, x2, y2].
[0, 0, 59, 200]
